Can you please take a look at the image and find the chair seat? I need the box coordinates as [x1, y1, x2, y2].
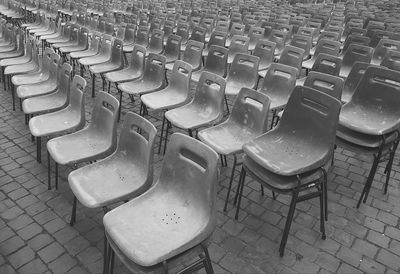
[340, 102, 400, 135]
[12, 72, 49, 86]
[90, 62, 121, 74]
[165, 104, 219, 130]
[295, 77, 306, 86]
[103, 186, 213, 267]
[225, 81, 243, 96]
[199, 122, 259, 155]
[59, 45, 87, 54]
[29, 106, 83, 137]
[118, 79, 161, 95]
[0, 50, 23, 60]
[47, 37, 69, 44]
[123, 45, 134, 53]
[35, 30, 56, 37]
[105, 68, 141, 83]
[70, 49, 97, 59]
[141, 87, 189, 111]
[68, 157, 148, 208]
[243, 155, 329, 191]
[47, 128, 114, 165]
[79, 55, 110, 66]
[16, 79, 57, 99]
[22, 91, 67, 115]
[0, 56, 31, 67]
[302, 57, 316, 70]
[336, 124, 399, 148]
[339, 66, 351, 78]
[0, 44, 15, 53]
[40, 33, 61, 41]
[243, 130, 331, 176]
[4, 62, 38, 75]
[53, 41, 78, 49]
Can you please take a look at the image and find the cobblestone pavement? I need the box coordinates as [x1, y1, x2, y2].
[2, 68, 400, 274]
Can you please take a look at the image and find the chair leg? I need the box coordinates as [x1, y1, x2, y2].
[36, 136, 41, 163]
[91, 73, 96, 97]
[235, 168, 246, 220]
[47, 151, 51, 190]
[279, 185, 299, 257]
[158, 113, 166, 154]
[224, 154, 237, 212]
[55, 162, 59, 190]
[384, 140, 398, 194]
[70, 196, 77, 226]
[318, 184, 326, 240]
[201, 244, 214, 274]
[118, 90, 123, 122]
[224, 95, 230, 115]
[261, 185, 265, 196]
[357, 153, 380, 208]
[163, 121, 171, 155]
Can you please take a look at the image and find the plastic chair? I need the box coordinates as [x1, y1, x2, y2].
[248, 26, 265, 51]
[46, 91, 119, 190]
[336, 67, 400, 208]
[167, 40, 204, 71]
[68, 111, 156, 225]
[191, 45, 228, 83]
[290, 34, 312, 61]
[29, 75, 87, 166]
[303, 72, 344, 100]
[339, 44, 373, 78]
[255, 39, 276, 77]
[227, 35, 250, 64]
[52, 24, 80, 50]
[341, 34, 371, 54]
[269, 29, 287, 56]
[203, 30, 227, 57]
[0, 29, 24, 61]
[59, 27, 89, 55]
[226, 23, 245, 47]
[146, 29, 164, 55]
[198, 88, 271, 211]
[304, 53, 342, 82]
[303, 39, 341, 70]
[16, 52, 61, 101]
[162, 34, 181, 64]
[117, 54, 166, 119]
[236, 85, 342, 256]
[381, 50, 400, 72]
[103, 132, 218, 274]
[279, 45, 305, 77]
[371, 39, 400, 66]
[105, 45, 145, 85]
[121, 24, 136, 53]
[141, 61, 192, 153]
[165, 72, 225, 142]
[225, 53, 259, 98]
[134, 25, 150, 48]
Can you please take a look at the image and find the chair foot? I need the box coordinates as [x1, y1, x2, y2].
[47, 151, 51, 190]
[224, 155, 237, 212]
[70, 196, 77, 226]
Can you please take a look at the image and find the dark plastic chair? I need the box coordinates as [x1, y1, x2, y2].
[303, 71, 344, 100]
[59, 27, 89, 55]
[162, 34, 182, 64]
[290, 34, 312, 61]
[68, 111, 156, 225]
[146, 29, 164, 55]
[198, 88, 271, 211]
[103, 133, 218, 274]
[255, 39, 276, 77]
[46, 91, 119, 190]
[371, 39, 400, 66]
[336, 67, 400, 208]
[236, 85, 342, 256]
[203, 30, 227, 57]
[141, 61, 192, 153]
[279, 45, 305, 77]
[29, 76, 87, 166]
[105, 45, 145, 84]
[339, 43, 373, 78]
[303, 39, 341, 70]
[135, 25, 150, 48]
[117, 54, 166, 119]
[225, 53, 259, 97]
[341, 34, 371, 55]
[305, 53, 342, 80]
[191, 45, 228, 83]
[165, 72, 225, 140]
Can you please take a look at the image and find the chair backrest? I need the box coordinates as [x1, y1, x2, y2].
[342, 34, 370, 53]
[164, 34, 181, 59]
[176, 23, 189, 43]
[314, 38, 341, 57]
[372, 39, 400, 66]
[290, 34, 312, 58]
[69, 75, 87, 127]
[312, 53, 342, 76]
[77, 27, 89, 47]
[253, 39, 276, 70]
[342, 43, 374, 67]
[205, 45, 228, 77]
[142, 53, 166, 85]
[169, 60, 192, 94]
[349, 67, 400, 125]
[369, 30, 400, 48]
[278, 85, 341, 152]
[229, 23, 245, 37]
[279, 45, 305, 75]
[117, 112, 157, 189]
[89, 31, 102, 52]
[41, 47, 54, 72]
[228, 35, 250, 57]
[230, 88, 271, 133]
[158, 132, 219, 233]
[208, 31, 227, 49]
[136, 26, 150, 47]
[193, 71, 226, 122]
[48, 52, 61, 81]
[105, 21, 114, 35]
[342, 62, 381, 103]
[90, 91, 120, 146]
[190, 26, 206, 43]
[304, 71, 344, 100]
[248, 26, 265, 48]
[110, 39, 123, 65]
[182, 40, 204, 71]
[98, 34, 113, 57]
[148, 29, 164, 52]
[58, 63, 72, 100]
[228, 53, 259, 89]
[259, 63, 297, 107]
[381, 50, 400, 71]
[215, 21, 229, 32]
[317, 31, 340, 43]
[269, 29, 286, 54]
[297, 26, 316, 38]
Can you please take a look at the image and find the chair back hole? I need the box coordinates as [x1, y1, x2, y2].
[213, 51, 224, 57]
[179, 148, 207, 173]
[102, 101, 115, 112]
[130, 125, 150, 141]
[274, 70, 292, 79]
[373, 76, 400, 87]
[178, 67, 189, 74]
[321, 60, 337, 67]
[313, 80, 335, 90]
[244, 97, 263, 110]
[190, 45, 201, 51]
[238, 59, 255, 67]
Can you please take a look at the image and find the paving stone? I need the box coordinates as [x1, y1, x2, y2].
[18, 259, 47, 274]
[0, 226, 15, 243]
[359, 256, 386, 274]
[337, 262, 363, 274]
[367, 230, 390, 249]
[17, 222, 43, 240]
[48, 253, 78, 273]
[0, 264, 16, 274]
[43, 217, 67, 234]
[28, 233, 54, 251]
[8, 246, 35, 269]
[352, 238, 379, 259]
[1, 206, 23, 220]
[376, 249, 400, 271]
[336, 246, 362, 268]
[77, 247, 102, 265]
[0, 236, 25, 255]
[53, 226, 79, 244]
[37, 242, 65, 263]
[315, 252, 340, 273]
